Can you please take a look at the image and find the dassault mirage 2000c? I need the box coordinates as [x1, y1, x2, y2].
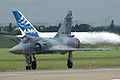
[9, 10, 109, 70]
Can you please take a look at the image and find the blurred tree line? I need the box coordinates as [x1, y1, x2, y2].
[33, 20, 120, 34]
[0, 20, 120, 35]
[0, 23, 20, 35]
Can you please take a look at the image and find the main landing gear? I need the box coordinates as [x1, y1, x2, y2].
[67, 51, 73, 68]
[25, 54, 37, 70]
[25, 51, 73, 70]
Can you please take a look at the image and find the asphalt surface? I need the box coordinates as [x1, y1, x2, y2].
[0, 67, 120, 80]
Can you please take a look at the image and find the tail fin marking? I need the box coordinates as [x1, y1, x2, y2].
[12, 10, 39, 37]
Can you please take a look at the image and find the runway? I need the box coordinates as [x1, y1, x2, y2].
[0, 67, 120, 80]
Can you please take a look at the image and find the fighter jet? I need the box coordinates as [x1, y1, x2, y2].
[9, 10, 109, 70]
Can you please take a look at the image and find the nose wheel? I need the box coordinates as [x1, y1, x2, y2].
[25, 54, 37, 70]
[26, 65, 31, 70]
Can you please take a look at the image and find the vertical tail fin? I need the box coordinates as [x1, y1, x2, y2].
[55, 10, 73, 37]
[12, 10, 39, 37]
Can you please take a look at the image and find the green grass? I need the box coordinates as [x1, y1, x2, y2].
[0, 35, 17, 48]
[0, 47, 120, 71]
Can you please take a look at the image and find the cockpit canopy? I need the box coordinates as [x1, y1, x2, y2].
[21, 36, 37, 43]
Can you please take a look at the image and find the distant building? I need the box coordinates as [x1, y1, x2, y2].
[7, 23, 13, 32]
[109, 20, 115, 32]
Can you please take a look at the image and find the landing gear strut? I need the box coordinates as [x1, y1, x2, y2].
[25, 54, 37, 70]
[67, 51, 73, 68]
[31, 55, 37, 70]
[25, 54, 32, 70]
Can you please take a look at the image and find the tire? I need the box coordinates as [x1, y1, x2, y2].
[28, 66, 31, 70]
[32, 61, 37, 70]
[26, 66, 29, 70]
[26, 66, 31, 70]
[67, 59, 73, 68]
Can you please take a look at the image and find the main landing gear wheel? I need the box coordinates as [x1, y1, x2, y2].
[67, 51, 73, 68]
[67, 59, 73, 68]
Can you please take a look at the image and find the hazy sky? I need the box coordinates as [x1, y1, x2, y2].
[0, 0, 120, 26]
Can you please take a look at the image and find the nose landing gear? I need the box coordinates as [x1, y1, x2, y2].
[25, 54, 37, 70]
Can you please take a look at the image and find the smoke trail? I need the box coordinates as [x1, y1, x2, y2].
[74, 32, 120, 45]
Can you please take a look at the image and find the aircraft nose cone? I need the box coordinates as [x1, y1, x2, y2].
[9, 45, 22, 54]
